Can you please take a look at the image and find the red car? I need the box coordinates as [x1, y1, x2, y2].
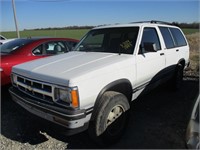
[0, 38, 79, 86]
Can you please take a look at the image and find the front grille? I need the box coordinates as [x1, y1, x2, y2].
[15, 75, 55, 103]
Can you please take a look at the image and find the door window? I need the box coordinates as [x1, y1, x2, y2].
[139, 27, 161, 54]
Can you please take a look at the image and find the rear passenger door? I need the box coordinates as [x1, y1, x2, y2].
[169, 27, 188, 64]
[159, 27, 179, 69]
[135, 27, 165, 92]
[159, 27, 188, 69]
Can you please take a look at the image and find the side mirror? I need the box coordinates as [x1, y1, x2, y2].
[143, 42, 157, 52]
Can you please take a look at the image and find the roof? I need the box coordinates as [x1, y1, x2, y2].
[17, 37, 79, 42]
[93, 20, 179, 30]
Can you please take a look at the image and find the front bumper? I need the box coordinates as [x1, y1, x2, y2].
[9, 87, 92, 136]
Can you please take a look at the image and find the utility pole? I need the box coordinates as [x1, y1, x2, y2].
[12, 0, 20, 38]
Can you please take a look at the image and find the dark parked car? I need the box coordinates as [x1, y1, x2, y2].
[0, 38, 79, 86]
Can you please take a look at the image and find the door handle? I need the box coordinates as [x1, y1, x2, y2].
[160, 53, 164, 56]
[176, 49, 179, 52]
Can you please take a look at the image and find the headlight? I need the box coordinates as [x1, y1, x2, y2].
[59, 89, 70, 102]
[55, 87, 79, 108]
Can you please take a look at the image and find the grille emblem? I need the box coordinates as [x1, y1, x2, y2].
[27, 86, 33, 91]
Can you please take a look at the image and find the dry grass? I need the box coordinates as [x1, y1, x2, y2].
[185, 32, 199, 77]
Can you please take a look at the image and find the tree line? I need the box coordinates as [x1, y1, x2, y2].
[26, 26, 95, 31]
[172, 22, 199, 29]
[23, 22, 199, 31]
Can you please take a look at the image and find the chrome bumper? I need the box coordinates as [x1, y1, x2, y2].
[9, 87, 92, 135]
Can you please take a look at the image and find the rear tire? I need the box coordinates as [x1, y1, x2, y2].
[88, 91, 130, 146]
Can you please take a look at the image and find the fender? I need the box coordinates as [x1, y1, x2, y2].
[90, 79, 132, 121]
[177, 58, 185, 68]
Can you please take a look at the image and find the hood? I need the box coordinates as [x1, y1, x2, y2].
[12, 51, 131, 86]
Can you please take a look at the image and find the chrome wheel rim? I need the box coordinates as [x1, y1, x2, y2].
[106, 105, 125, 127]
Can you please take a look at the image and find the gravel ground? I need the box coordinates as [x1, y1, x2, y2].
[0, 73, 199, 149]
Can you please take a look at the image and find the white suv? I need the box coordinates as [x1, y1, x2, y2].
[9, 21, 189, 145]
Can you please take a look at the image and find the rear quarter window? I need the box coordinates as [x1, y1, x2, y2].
[169, 28, 187, 47]
[159, 27, 175, 49]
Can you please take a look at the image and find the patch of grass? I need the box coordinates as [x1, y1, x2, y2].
[186, 32, 199, 52]
[190, 54, 199, 62]
[182, 28, 199, 35]
[2, 28, 199, 39]
[185, 33, 199, 75]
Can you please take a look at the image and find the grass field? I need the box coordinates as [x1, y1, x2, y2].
[1, 28, 199, 39]
[182, 28, 199, 35]
[1, 29, 89, 39]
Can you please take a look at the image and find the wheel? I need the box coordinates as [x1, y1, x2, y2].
[88, 91, 130, 146]
[172, 64, 184, 90]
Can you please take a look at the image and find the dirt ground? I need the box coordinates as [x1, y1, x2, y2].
[0, 73, 199, 149]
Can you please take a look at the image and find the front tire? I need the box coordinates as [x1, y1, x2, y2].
[89, 91, 130, 146]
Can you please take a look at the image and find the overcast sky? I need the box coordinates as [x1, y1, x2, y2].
[1, 0, 199, 31]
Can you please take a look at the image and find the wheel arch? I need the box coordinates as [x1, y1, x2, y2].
[90, 79, 132, 121]
[177, 58, 185, 68]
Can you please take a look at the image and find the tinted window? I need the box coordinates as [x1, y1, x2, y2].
[140, 27, 161, 53]
[169, 28, 187, 47]
[0, 39, 35, 53]
[159, 27, 175, 49]
[74, 27, 139, 54]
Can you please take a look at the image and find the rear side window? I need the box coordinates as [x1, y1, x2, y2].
[33, 41, 68, 55]
[159, 27, 175, 49]
[169, 28, 187, 47]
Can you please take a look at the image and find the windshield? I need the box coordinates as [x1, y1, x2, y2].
[74, 27, 139, 54]
[0, 39, 35, 53]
